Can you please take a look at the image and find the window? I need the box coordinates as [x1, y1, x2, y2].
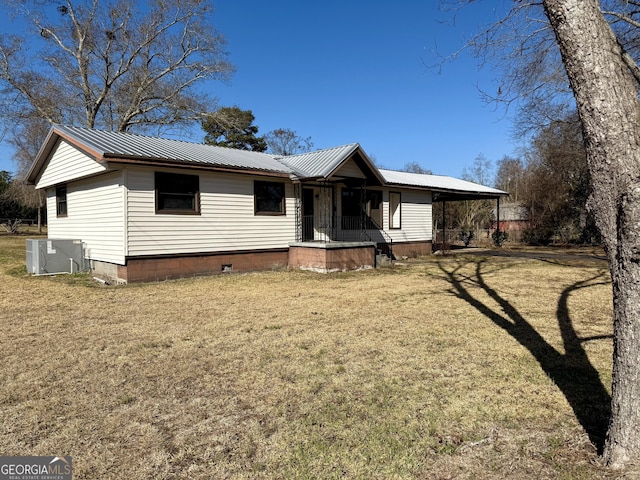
[255, 181, 285, 215]
[389, 192, 401, 229]
[155, 172, 200, 214]
[56, 185, 67, 217]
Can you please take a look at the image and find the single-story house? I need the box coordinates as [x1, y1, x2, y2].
[27, 125, 507, 282]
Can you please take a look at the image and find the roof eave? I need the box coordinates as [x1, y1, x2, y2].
[104, 156, 292, 178]
[431, 188, 509, 201]
[384, 180, 508, 200]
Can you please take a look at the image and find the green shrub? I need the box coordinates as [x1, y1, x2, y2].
[458, 230, 474, 247]
[492, 230, 509, 247]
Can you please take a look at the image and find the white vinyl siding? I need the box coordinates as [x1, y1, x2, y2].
[333, 158, 365, 178]
[389, 192, 401, 229]
[126, 168, 296, 256]
[36, 140, 108, 189]
[383, 189, 432, 242]
[46, 171, 126, 264]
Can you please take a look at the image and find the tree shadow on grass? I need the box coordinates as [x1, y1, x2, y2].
[436, 258, 612, 453]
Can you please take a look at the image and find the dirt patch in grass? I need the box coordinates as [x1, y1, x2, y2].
[0, 236, 629, 478]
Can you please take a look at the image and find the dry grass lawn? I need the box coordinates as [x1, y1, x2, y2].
[0, 236, 629, 478]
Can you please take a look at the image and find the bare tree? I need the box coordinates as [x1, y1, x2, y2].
[526, 112, 595, 243]
[0, 0, 234, 165]
[264, 128, 313, 156]
[3, 115, 49, 231]
[462, 153, 493, 186]
[494, 155, 525, 202]
[401, 161, 432, 174]
[443, 0, 640, 468]
[460, 153, 494, 233]
[540, 0, 640, 468]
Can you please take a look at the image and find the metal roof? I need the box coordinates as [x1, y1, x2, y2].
[277, 143, 360, 179]
[28, 126, 507, 201]
[492, 202, 529, 221]
[379, 169, 507, 199]
[53, 125, 292, 174]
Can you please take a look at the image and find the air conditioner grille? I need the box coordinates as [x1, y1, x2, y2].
[26, 239, 87, 275]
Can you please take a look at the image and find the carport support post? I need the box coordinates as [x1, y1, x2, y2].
[496, 197, 501, 235]
[442, 201, 446, 246]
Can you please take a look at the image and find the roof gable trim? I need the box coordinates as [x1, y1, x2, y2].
[325, 145, 386, 185]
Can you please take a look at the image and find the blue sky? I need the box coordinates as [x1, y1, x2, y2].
[0, 0, 518, 181]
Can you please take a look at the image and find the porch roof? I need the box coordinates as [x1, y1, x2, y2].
[279, 143, 385, 185]
[277, 143, 359, 178]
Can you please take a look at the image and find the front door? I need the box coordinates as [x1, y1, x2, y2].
[302, 186, 333, 241]
[315, 187, 333, 241]
[302, 188, 314, 241]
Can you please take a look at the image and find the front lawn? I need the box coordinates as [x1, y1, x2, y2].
[0, 236, 616, 478]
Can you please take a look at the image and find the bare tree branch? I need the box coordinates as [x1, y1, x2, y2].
[0, 0, 234, 167]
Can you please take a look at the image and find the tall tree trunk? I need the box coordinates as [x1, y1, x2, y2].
[542, 0, 640, 468]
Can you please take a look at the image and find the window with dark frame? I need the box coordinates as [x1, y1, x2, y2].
[254, 181, 285, 215]
[56, 185, 67, 217]
[155, 172, 200, 214]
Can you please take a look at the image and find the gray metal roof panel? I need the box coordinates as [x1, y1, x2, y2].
[55, 125, 293, 174]
[32, 126, 506, 199]
[277, 143, 360, 178]
[379, 168, 507, 196]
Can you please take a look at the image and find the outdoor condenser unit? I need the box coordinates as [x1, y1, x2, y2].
[26, 239, 87, 275]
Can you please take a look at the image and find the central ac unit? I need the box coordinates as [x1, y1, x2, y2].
[26, 239, 87, 275]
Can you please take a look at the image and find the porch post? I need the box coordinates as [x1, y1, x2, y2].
[294, 182, 302, 242]
[360, 179, 367, 241]
[442, 201, 446, 245]
[496, 197, 501, 234]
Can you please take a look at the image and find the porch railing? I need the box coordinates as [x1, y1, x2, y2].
[301, 215, 394, 257]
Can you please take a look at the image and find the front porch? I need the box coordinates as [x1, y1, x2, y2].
[288, 241, 377, 273]
[287, 147, 394, 272]
[294, 183, 394, 257]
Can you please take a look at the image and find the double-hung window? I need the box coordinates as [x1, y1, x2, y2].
[155, 172, 200, 214]
[254, 181, 285, 215]
[56, 185, 68, 217]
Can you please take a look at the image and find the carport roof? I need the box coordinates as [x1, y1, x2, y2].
[379, 169, 507, 200]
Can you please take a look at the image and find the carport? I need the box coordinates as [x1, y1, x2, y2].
[378, 169, 509, 248]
